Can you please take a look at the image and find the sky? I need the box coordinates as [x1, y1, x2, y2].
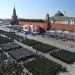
[0, 0, 75, 19]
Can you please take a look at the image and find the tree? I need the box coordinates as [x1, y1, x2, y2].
[38, 27, 46, 34]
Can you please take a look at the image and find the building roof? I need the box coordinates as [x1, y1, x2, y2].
[54, 11, 64, 17]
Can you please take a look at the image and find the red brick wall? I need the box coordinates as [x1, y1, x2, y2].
[19, 21, 75, 32]
[19, 21, 47, 30]
[51, 24, 75, 32]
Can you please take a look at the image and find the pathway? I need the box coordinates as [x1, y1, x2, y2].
[15, 32, 75, 52]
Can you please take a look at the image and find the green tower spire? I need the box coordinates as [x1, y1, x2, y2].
[11, 5, 19, 25]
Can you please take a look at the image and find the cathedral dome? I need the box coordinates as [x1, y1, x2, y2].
[54, 11, 64, 17]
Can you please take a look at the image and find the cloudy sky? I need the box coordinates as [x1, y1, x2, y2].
[0, 0, 75, 19]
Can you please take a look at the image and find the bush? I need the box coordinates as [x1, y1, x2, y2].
[22, 38, 57, 53]
[50, 50, 75, 64]
[0, 36, 11, 44]
[24, 58, 66, 75]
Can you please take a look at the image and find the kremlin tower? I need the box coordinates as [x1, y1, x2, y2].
[46, 13, 51, 30]
[11, 6, 19, 25]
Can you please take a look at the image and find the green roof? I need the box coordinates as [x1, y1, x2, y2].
[55, 11, 64, 17]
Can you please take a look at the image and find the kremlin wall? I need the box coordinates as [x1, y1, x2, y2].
[10, 7, 75, 32]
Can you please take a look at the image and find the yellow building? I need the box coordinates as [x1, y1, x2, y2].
[50, 11, 75, 25]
